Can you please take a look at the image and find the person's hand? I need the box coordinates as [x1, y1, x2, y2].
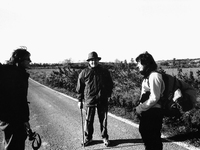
[136, 106, 142, 116]
[108, 97, 112, 103]
[78, 102, 83, 109]
[24, 122, 31, 130]
[133, 107, 141, 119]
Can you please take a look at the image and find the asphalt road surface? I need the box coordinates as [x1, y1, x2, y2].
[0, 79, 199, 150]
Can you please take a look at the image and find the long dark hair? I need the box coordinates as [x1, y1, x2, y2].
[7, 48, 30, 65]
[135, 51, 157, 77]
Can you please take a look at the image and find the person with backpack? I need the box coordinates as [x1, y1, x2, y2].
[0, 48, 32, 150]
[135, 51, 165, 150]
[76, 51, 113, 147]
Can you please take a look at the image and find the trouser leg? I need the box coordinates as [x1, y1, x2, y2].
[84, 106, 95, 140]
[139, 108, 163, 150]
[97, 104, 108, 139]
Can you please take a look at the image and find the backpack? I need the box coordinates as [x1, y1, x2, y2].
[159, 72, 197, 117]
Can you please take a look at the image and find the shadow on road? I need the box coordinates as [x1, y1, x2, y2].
[109, 138, 176, 146]
[91, 138, 172, 150]
[166, 130, 200, 142]
[80, 136, 199, 150]
[109, 138, 143, 147]
[84, 138, 144, 147]
[90, 139, 144, 150]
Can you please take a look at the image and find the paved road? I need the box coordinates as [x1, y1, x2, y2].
[0, 79, 199, 150]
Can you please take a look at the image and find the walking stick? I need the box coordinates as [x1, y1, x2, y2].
[80, 108, 85, 147]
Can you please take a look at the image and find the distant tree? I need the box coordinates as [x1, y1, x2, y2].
[173, 58, 176, 67]
[130, 58, 135, 63]
[115, 59, 121, 63]
[160, 61, 169, 66]
[63, 58, 72, 64]
[124, 60, 128, 69]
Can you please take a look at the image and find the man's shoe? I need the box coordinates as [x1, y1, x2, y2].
[103, 138, 110, 147]
[82, 139, 92, 147]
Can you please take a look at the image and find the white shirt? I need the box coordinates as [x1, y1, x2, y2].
[136, 72, 165, 113]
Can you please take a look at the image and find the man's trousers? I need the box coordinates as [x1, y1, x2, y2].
[84, 104, 109, 140]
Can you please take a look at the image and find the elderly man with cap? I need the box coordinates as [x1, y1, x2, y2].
[76, 51, 113, 147]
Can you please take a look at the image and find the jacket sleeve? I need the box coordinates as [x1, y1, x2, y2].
[105, 69, 114, 97]
[76, 71, 85, 102]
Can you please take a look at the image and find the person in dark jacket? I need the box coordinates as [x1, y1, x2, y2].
[76, 51, 113, 147]
[135, 51, 165, 150]
[0, 48, 32, 150]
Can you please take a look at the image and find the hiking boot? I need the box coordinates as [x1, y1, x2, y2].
[82, 139, 92, 147]
[103, 138, 110, 147]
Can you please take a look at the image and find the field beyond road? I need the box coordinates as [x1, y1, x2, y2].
[165, 68, 200, 77]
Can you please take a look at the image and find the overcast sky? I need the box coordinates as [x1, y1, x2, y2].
[0, 0, 200, 63]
